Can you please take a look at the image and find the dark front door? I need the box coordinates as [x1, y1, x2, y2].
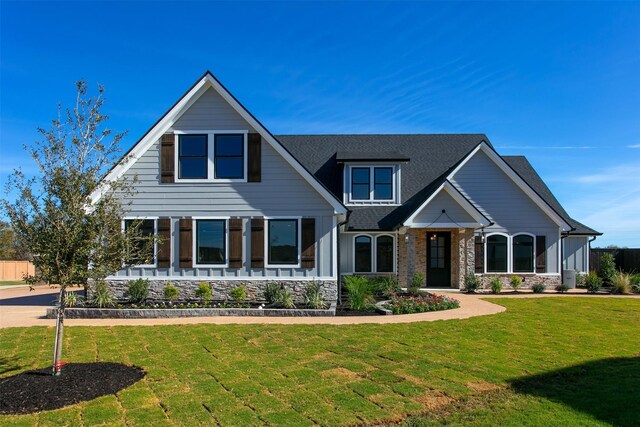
[426, 232, 451, 287]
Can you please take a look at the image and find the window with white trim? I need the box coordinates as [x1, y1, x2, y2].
[175, 131, 247, 182]
[268, 219, 299, 265]
[195, 219, 227, 265]
[345, 165, 400, 204]
[486, 234, 508, 273]
[513, 234, 534, 273]
[123, 219, 156, 266]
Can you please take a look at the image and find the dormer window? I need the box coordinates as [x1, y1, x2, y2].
[345, 164, 400, 205]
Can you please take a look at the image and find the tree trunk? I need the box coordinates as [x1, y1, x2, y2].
[52, 287, 66, 376]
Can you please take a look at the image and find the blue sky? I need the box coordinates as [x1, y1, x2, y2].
[1, 1, 639, 247]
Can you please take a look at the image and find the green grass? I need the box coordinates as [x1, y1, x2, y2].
[1, 298, 639, 426]
[0, 280, 26, 286]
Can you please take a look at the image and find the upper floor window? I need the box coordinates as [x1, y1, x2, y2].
[175, 132, 247, 182]
[345, 165, 399, 204]
[178, 134, 208, 179]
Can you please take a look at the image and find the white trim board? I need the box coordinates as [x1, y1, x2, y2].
[104, 276, 338, 281]
[446, 142, 572, 231]
[403, 181, 489, 228]
[89, 72, 347, 215]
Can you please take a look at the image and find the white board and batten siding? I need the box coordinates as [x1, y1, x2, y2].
[410, 190, 476, 226]
[114, 87, 337, 280]
[563, 236, 589, 273]
[450, 149, 561, 273]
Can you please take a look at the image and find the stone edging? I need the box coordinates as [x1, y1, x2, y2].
[375, 300, 393, 315]
[47, 303, 337, 319]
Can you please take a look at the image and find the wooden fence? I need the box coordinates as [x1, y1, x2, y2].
[590, 249, 640, 274]
[0, 261, 35, 281]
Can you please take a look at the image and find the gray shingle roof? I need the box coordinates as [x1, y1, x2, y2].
[276, 134, 600, 235]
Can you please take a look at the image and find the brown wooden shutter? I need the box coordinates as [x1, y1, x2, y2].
[474, 235, 484, 273]
[157, 218, 171, 268]
[161, 133, 175, 183]
[251, 218, 264, 268]
[536, 235, 546, 273]
[229, 218, 243, 269]
[247, 133, 261, 182]
[301, 218, 316, 269]
[179, 218, 192, 268]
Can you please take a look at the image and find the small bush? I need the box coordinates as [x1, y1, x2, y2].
[344, 275, 375, 311]
[584, 271, 602, 293]
[611, 272, 631, 294]
[463, 273, 481, 293]
[372, 276, 401, 298]
[531, 283, 546, 294]
[125, 278, 150, 303]
[555, 284, 570, 293]
[91, 281, 114, 308]
[264, 282, 282, 304]
[598, 253, 616, 286]
[510, 275, 522, 292]
[163, 284, 179, 301]
[409, 272, 425, 295]
[304, 281, 327, 309]
[631, 274, 640, 293]
[229, 285, 247, 304]
[64, 290, 83, 307]
[195, 282, 212, 303]
[278, 287, 296, 309]
[490, 277, 503, 294]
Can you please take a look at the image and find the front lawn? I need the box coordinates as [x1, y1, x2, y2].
[0, 280, 26, 286]
[1, 298, 638, 426]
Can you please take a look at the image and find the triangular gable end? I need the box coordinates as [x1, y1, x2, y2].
[89, 71, 347, 215]
[403, 181, 490, 228]
[446, 142, 572, 231]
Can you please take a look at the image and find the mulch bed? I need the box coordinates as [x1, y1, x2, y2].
[335, 308, 382, 316]
[0, 362, 145, 415]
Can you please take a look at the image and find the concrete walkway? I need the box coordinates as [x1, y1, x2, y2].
[1, 286, 635, 328]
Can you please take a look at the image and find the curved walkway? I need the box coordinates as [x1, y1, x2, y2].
[0, 286, 505, 327]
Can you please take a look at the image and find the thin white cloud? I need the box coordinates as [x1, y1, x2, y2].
[628, 144, 640, 149]
[572, 165, 640, 184]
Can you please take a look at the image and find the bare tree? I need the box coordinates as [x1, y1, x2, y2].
[1, 82, 154, 375]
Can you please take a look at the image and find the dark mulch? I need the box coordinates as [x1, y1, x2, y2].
[0, 362, 145, 415]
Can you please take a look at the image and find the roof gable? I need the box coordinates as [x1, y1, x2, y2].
[90, 72, 346, 214]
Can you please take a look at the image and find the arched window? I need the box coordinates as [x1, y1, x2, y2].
[486, 234, 508, 272]
[376, 236, 394, 273]
[513, 234, 534, 272]
[354, 236, 372, 272]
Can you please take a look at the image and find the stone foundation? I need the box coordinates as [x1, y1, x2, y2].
[90, 279, 338, 303]
[477, 274, 561, 290]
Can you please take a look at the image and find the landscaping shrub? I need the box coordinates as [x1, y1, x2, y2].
[372, 276, 401, 298]
[344, 275, 375, 311]
[629, 273, 640, 293]
[584, 271, 602, 293]
[64, 290, 82, 307]
[163, 284, 179, 301]
[611, 272, 631, 294]
[263, 282, 281, 304]
[555, 284, 570, 293]
[125, 279, 150, 303]
[490, 277, 503, 294]
[531, 283, 546, 294]
[598, 253, 616, 286]
[91, 281, 114, 308]
[463, 273, 481, 293]
[277, 287, 296, 309]
[195, 282, 212, 303]
[303, 281, 327, 309]
[510, 275, 522, 292]
[409, 272, 425, 295]
[229, 285, 247, 304]
[384, 293, 460, 315]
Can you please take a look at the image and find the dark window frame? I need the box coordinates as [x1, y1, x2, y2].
[354, 235, 373, 273]
[376, 235, 394, 273]
[123, 218, 156, 266]
[178, 134, 209, 179]
[373, 167, 394, 200]
[486, 234, 508, 273]
[267, 219, 299, 266]
[512, 234, 535, 273]
[214, 133, 245, 179]
[351, 167, 371, 200]
[195, 219, 227, 266]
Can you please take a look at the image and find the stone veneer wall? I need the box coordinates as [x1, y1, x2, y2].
[91, 279, 338, 303]
[477, 274, 561, 290]
[397, 228, 475, 289]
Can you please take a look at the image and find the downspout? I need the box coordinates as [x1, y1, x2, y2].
[336, 211, 351, 305]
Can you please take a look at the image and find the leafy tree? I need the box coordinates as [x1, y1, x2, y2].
[1, 82, 155, 375]
[598, 253, 616, 286]
[0, 220, 30, 260]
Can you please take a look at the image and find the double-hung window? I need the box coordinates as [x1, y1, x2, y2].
[347, 165, 397, 203]
[195, 219, 227, 265]
[176, 132, 246, 181]
[268, 219, 299, 265]
[124, 219, 156, 266]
